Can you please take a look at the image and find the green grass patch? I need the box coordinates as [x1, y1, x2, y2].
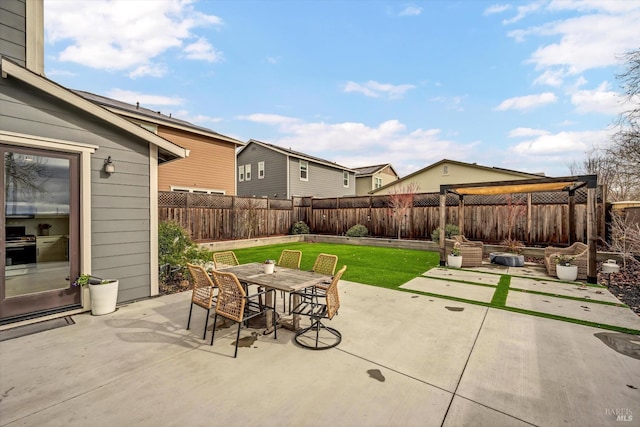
[509, 287, 628, 307]
[490, 275, 511, 306]
[230, 242, 439, 288]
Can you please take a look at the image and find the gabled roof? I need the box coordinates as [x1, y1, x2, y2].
[373, 158, 546, 193]
[74, 90, 244, 147]
[240, 139, 356, 172]
[1, 57, 187, 163]
[352, 163, 398, 177]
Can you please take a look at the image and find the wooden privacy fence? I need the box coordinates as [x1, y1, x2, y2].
[159, 188, 605, 245]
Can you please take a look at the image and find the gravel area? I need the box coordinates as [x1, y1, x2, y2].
[599, 263, 640, 316]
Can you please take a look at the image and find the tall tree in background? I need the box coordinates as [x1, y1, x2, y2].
[609, 48, 640, 200]
[387, 182, 420, 240]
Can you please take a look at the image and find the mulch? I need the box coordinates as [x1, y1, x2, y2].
[600, 264, 640, 316]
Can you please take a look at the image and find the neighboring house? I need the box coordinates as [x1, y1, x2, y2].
[236, 139, 356, 199]
[352, 163, 399, 196]
[371, 159, 546, 195]
[0, 0, 187, 323]
[75, 90, 243, 196]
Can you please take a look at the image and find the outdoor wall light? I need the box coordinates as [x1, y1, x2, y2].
[104, 156, 115, 174]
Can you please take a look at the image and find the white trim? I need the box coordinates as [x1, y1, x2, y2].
[343, 170, 349, 188]
[258, 161, 265, 179]
[25, 0, 44, 75]
[238, 165, 245, 182]
[1, 131, 94, 310]
[245, 163, 251, 181]
[1, 58, 187, 160]
[150, 145, 159, 296]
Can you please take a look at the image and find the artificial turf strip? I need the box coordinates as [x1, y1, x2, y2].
[490, 275, 511, 307]
[509, 287, 629, 307]
[397, 287, 640, 335]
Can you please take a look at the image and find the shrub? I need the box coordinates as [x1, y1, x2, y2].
[431, 224, 460, 242]
[500, 238, 524, 254]
[346, 224, 369, 237]
[158, 221, 210, 283]
[290, 221, 310, 235]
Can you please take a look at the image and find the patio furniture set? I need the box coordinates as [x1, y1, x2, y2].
[445, 235, 591, 281]
[186, 250, 345, 357]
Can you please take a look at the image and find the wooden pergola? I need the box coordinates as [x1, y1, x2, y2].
[439, 174, 599, 283]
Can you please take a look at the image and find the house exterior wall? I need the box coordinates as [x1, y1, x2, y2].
[157, 127, 236, 195]
[355, 165, 399, 195]
[372, 161, 538, 194]
[1, 75, 153, 303]
[0, 0, 27, 67]
[237, 143, 288, 198]
[288, 157, 356, 198]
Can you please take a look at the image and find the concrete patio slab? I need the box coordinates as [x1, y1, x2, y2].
[510, 276, 620, 304]
[506, 290, 640, 330]
[457, 309, 640, 427]
[472, 263, 550, 279]
[1, 280, 638, 427]
[400, 277, 496, 303]
[424, 267, 501, 286]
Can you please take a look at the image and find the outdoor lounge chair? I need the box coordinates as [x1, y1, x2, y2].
[289, 265, 346, 350]
[186, 263, 217, 340]
[209, 270, 277, 358]
[445, 236, 484, 267]
[544, 242, 588, 280]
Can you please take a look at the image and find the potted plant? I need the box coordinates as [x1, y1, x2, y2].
[555, 254, 578, 281]
[74, 274, 119, 315]
[263, 259, 275, 274]
[447, 242, 463, 268]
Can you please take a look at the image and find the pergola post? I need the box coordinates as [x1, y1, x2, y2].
[568, 189, 576, 245]
[586, 177, 597, 284]
[439, 190, 446, 266]
[458, 195, 465, 237]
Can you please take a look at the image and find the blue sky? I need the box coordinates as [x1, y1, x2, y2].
[43, 0, 640, 178]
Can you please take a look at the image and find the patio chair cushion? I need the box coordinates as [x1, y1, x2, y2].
[445, 238, 484, 267]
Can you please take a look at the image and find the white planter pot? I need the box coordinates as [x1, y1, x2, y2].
[447, 255, 463, 268]
[88, 280, 119, 315]
[263, 263, 275, 274]
[556, 265, 578, 281]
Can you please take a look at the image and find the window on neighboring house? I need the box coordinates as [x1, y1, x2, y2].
[258, 161, 265, 179]
[171, 186, 225, 195]
[442, 165, 449, 176]
[374, 177, 383, 189]
[343, 171, 349, 187]
[300, 160, 308, 181]
[245, 164, 251, 181]
[239, 165, 245, 182]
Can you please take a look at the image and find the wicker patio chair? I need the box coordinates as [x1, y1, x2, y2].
[445, 238, 484, 267]
[276, 250, 303, 310]
[212, 251, 240, 269]
[186, 263, 217, 340]
[309, 253, 338, 297]
[289, 265, 347, 350]
[209, 270, 277, 358]
[544, 242, 588, 280]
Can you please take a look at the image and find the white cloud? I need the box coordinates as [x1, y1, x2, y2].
[172, 110, 223, 125]
[429, 96, 465, 112]
[507, 2, 640, 86]
[343, 80, 416, 99]
[483, 4, 511, 15]
[495, 92, 558, 111]
[237, 113, 300, 125]
[502, 1, 545, 25]
[510, 129, 611, 155]
[398, 5, 423, 17]
[184, 37, 223, 62]
[508, 127, 550, 138]
[106, 89, 184, 106]
[45, 0, 223, 75]
[570, 81, 622, 115]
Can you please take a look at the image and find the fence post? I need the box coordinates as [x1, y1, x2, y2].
[568, 189, 576, 244]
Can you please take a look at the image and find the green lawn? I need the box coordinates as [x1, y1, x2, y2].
[230, 242, 439, 289]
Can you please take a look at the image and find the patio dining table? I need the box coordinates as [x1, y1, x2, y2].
[217, 262, 331, 333]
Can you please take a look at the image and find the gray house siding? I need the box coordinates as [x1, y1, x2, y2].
[289, 158, 355, 198]
[0, 0, 26, 67]
[237, 144, 288, 198]
[1, 74, 153, 302]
